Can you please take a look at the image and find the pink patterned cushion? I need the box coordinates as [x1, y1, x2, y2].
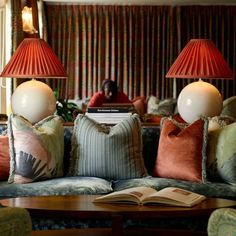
[8, 114, 64, 184]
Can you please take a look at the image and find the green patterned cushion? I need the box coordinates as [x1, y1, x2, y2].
[69, 114, 148, 180]
[207, 121, 236, 184]
[208, 208, 236, 236]
[8, 114, 64, 184]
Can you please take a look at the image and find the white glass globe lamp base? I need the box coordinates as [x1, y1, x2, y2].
[11, 79, 56, 123]
[177, 80, 222, 123]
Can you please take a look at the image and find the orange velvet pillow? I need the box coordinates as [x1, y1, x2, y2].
[152, 118, 208, 183]
[132, 96, 147, 117]
[0, 135, 10, 180]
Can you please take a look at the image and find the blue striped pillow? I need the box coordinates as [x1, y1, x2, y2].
[69, 114, 148, 180]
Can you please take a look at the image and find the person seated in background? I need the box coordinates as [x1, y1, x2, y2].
[88, 79, 131, 107]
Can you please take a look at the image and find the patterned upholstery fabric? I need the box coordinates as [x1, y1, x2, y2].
[0, 205, 32, 236]
[0, 177, 112, 199]
[113, 176, 236, 199]
[208, 208, 236, 236]
[0, 123, 7, 135]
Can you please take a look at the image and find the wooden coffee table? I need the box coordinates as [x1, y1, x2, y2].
[1, 195, 236, 236]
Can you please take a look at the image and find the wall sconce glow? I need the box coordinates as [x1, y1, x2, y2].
[22, 6, 38, 34]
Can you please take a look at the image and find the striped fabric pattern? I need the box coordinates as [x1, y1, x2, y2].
[69, 114, 148, 180]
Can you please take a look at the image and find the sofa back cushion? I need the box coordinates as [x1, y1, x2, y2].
[8, 114, 64, 184]
[69, 114, 148, 180]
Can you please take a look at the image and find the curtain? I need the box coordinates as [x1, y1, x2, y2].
[45, 4, 177, 100]
[0, 5, 6, 113]
[176, 5, 236, 100]
[10, 0, 23, 53]
[10, 0, 24, 91]
[44, 4, 236, 101]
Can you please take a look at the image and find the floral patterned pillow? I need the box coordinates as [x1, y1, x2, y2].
[8, 114, 64, 184]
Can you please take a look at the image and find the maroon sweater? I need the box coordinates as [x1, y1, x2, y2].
[88, 91, 131, 107]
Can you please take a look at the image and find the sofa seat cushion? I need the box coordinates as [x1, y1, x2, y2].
[0, 177, 112, 199]
[112, 176, 236, 199]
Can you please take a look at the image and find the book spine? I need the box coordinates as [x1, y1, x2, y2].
[87, 107, 131, 113]
[86, 112, 132, 117]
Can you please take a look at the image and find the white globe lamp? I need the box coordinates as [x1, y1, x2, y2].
[166, 39, 233, 123]
[177, 80, 222, 123]
[11, 80, 57, 123]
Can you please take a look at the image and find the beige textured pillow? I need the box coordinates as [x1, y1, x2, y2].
[69, 114, 148, 180]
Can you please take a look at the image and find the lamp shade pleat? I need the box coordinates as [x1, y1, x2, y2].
[166, 39, 233, 79]
[0, 38, 67, 78]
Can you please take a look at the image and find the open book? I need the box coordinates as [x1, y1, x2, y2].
[93, 186, 206, 207]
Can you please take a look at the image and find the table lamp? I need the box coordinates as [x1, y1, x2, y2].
[0, 38, 67, 123]
[166, 39, 233, 123]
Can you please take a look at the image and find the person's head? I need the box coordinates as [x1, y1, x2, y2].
[101, 79, 118, 101]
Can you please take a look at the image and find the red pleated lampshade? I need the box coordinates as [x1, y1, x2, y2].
[166, 39, 233, 79]
[0, 38, 67, 78]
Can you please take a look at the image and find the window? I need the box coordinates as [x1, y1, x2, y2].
[0, 0, 11, 115]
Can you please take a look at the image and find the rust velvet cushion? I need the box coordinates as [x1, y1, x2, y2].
[152, 118, 208, 183]
[132, 96, 147, 117]
[0, 135, 10, 180]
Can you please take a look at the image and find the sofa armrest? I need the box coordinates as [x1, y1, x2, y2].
[0, 204, 32, 235]
[207, 208, 236, 236]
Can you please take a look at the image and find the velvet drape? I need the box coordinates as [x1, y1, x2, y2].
[43, 4, 236, 101]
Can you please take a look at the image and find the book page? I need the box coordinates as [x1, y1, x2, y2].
[94, 186, 157, 204]
[143, 187, 206, 206]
